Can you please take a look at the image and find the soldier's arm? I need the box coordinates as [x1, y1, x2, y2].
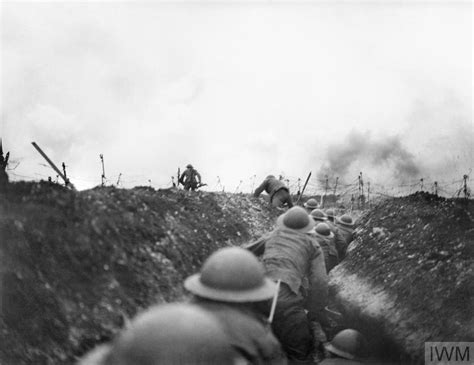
[195, 171, 202, 183]
[243, 231, 273, 257]
[306, 242, 329, 321]
[253, 180, 267, 197]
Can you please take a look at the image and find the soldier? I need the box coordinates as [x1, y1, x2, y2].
[254, 175, 293, 208]
[312, 222, 339, 273]
[309, 209, 328, 222]
[335, 215, 355, 260]
[184, 247, 287, 365]
[320, 329, 369, 364]
[303, 198, 319, 213]
[261, 206, 329, 364]
[79, 303, 241, 365]
[179, 164, 202, 191]
[325, 209, 347, 262]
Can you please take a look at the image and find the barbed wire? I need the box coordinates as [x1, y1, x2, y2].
[6, 165, 473, 201]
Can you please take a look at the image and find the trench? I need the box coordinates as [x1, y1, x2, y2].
[1, 184, 472, 364]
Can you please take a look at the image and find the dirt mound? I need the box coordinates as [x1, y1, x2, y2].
[329, 192, 474, 363]
[0, 182, 279, 365]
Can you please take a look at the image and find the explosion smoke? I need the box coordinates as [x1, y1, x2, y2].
[317, 131, 420, 184]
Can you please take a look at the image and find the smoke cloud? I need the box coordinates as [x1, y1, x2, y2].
[317, 131, 420, 184]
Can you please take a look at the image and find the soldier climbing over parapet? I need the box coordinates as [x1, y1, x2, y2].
[184, 247, 287, 365]
[254, 175, 293, 208]
[178, 164, 202, 191]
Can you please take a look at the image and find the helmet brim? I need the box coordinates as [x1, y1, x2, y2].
[184, 274, 277, 302]
[324, 343, 356, 360]
[336, 217, 354, 227]
[303, 203, 319, 209]
[315, 231, 334, 239]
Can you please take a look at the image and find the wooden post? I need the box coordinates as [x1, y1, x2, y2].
[100, 154, 106, 187]
[367, 181, 370, 207]
[31, 142, 75, 190]
[463, 175, 469, 199]
[62, 163, 68, 187]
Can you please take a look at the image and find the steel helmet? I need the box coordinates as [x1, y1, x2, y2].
[276, 206, 315, 233]
[315, 222, 334, 238]
[184, 247, 276, 302]
[310, 209, 327, 221]
[304, 198, 319, 210]
[325, 329, 369, 360]
[266, 175, 276, 180]
[325, 209, 336, 220]
[186, 164, 193, 169]
[105, 303, 238, 365]
[336, 214, 354, 227]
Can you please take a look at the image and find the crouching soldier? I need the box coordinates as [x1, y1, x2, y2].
[184, 247, 287, 365]
[78, 303, 241, 365]
[254, 175, 293, 208]
[261, 206, 329, 364]
[312, 222, 339, 273]
[321, 329, 369, 364]
[335, 215, 355, 260]
[179, 164, 202, 191]
[325, 209, 348, 262]
[303, 198, 319, 213]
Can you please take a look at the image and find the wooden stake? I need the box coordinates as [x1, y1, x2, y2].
[100, 154, 106, 187]
[31, 142, 75, 190]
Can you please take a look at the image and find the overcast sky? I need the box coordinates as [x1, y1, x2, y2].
[1, 1, 472, 196]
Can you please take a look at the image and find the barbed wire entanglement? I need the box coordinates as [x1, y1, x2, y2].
[7, 167, 473, 200]
[4, 144, 472, 203]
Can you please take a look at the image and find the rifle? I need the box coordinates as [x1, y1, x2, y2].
[243, 234, 268, 257]
[268, 279, 281, 324]
[296, 171, 312, 205]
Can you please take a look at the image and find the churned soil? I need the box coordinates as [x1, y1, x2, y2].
[1, 183, 472, 365]
[0, 182, 279, 365]
[333, 192, 474, 362]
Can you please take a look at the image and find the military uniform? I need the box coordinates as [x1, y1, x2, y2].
[254, 176, 293, 208]
[326, 221, 347, 262]
[184, 247, 287, 365]
[311, 229, 339, 273]
[194, 298, 286, 365]
[179, 165, 202, 191]
[262, 225, 328, 363]
[335, 216, 355, 260]
[335, 225, 353, 259]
